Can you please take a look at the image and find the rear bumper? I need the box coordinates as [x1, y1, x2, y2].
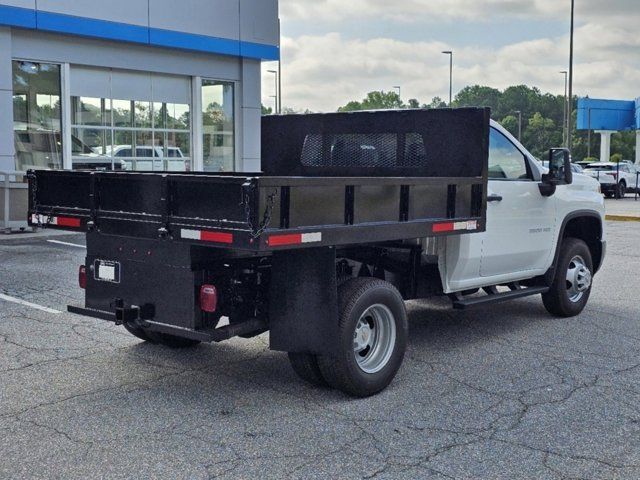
[67, 304, 266, 343]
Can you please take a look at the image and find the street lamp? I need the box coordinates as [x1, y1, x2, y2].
[560, 70, 568, 147]
[277, 18, 282, 114]
[567, 0, 575, 150]
[393, 86, 402, 108]
[514, 110, 523, 141]
[442, 51, 453, 106]
[267, 69, 279, 114]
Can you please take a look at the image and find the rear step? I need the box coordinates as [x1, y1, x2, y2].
[450, 285, 549, 310]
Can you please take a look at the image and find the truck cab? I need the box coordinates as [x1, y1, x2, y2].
[443, 121, 605, 299]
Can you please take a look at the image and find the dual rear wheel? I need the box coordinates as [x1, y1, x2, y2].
[289, 278, 408, 398]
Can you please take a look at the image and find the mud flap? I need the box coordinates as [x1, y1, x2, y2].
[268, 247, 339, 355]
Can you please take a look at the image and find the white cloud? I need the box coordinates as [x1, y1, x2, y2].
[265, 1, 640, 112]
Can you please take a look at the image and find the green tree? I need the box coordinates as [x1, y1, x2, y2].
[338, 91, 404, 112]
[500, 115, 519, 139]
[426, 96, 447, 109]
[523, 112, 560, 159]
[454, 85, 501, 112]
[261, 104, 273, 115]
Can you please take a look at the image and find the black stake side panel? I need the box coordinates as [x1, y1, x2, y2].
[28, 108, 489, 250]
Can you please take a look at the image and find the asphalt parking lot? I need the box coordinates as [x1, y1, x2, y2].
[1, 220, 640, 479]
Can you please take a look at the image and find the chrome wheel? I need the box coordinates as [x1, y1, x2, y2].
[353, 304, 397, 374]
[566, 255, 592, 303]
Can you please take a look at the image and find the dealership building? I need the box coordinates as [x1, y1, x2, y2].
[0, 0, 279, 179]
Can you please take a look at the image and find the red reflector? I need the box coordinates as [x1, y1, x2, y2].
[57, 216, 82, 228]
[267, 234, 302, 247]
[199, 285, 218, 313]
[78, 265, 87, 289]
[433, 222, 455, 233]
[200, 231, 234, 244]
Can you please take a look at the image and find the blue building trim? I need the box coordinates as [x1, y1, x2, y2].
[0, 5, 279, 61]
[241, 41, 280, 61]
[0, 4, 36, 29]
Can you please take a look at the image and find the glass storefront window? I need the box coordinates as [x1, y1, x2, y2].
[202, 80, 235, 172]
[12, 61, 63, 171]
[71, 96, 192, 172]
[72, 97, 104, 127]
[113, 100, 132, 128]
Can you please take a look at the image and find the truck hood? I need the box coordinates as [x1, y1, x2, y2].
[571, 172, 602, 191]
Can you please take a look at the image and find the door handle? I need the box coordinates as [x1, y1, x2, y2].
[487, 194, 503, 203]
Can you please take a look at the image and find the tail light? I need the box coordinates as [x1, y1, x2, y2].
[78, 265, 87, 289]
[199, 285, 218, 313]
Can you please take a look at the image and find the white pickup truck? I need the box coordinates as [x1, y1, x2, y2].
[29, 109, 606, 397]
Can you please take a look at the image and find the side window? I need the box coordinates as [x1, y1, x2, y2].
[115, 148, 131, 158]
[489, 129, 530, 180]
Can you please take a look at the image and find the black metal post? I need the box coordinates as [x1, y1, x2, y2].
[567, 0, 575, 151]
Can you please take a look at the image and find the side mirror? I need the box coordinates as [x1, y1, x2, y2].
[540, 148, 573, 197]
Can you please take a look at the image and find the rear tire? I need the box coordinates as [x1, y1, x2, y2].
[288, 353, 328, 387]
[317, 278, 408, 398]
[542, 238, 593, 318]
[146, 331, 201, 349]
[123, 323, 154, 342]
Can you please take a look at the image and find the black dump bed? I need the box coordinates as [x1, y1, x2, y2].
[28, 108, 490, 252]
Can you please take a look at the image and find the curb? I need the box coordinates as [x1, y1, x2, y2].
[606, 215, 640, 222]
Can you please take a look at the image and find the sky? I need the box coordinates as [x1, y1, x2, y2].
[261, 0, 640, 113]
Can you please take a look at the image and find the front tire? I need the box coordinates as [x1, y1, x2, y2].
[542, 238, 593, 317]
[317, 278, 408, 398]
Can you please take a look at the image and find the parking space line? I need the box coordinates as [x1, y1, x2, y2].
[47, 240, 87, 249]
[0, 294, 61, 314]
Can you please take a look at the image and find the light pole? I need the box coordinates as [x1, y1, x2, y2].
[267, 70, 278, 114]
[393, 86, 401, 108]
[442, 51, 453, 106]
[514, 110, 522, 141]
[567, 0, 575, 151]
[560, 71, 568, 147]
[277, 18, 282, 114]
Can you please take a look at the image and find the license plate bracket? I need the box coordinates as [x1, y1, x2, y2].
[94, 259, 121, 284]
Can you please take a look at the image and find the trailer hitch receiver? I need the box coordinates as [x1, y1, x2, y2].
[113, 299, 155, 326]
[114, 304, 140, 325]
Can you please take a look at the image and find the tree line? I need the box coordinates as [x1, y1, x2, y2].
[265, 85, 637, 162]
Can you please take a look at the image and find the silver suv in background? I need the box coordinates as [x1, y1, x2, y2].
[105, 145, 188, 172]
[583, 162, 640, 198]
